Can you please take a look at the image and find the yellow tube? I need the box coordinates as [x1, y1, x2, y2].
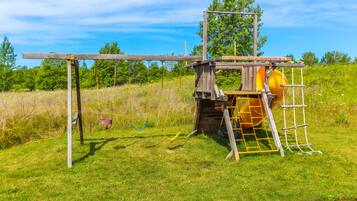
[240, 68, 288, 129]
[256, 68, 288, 104]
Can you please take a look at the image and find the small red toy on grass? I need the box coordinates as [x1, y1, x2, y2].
[99, 118, 112, 129]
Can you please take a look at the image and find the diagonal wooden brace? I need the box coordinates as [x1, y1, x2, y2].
[223, 109, 240, 160]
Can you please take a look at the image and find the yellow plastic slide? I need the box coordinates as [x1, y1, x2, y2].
[240, 67, 288, 128]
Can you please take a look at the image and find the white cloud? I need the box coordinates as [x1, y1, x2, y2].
[0, 0, 210, 45]
[256, 0, 357, 27]
[1, 0, 357, 46]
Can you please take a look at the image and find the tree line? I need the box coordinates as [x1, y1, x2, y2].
[288, 51, 357, 66]
[1, 35, 357, 92]
[0, 38, 193, 92]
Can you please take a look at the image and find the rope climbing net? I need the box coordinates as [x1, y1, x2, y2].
[281, 66, 322, 154]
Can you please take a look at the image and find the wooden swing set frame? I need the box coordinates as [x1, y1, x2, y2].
[22, 10, 295, 168]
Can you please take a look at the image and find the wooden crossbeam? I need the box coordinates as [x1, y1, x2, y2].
[207, 11, 255, 15]
[215, 62, 305, 70]
[23, 53, 201, 61]
[187, 62, 304, 69]
[218, 56, 292, 62]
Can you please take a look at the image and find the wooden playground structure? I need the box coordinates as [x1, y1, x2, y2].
[23, 11, 320, 168]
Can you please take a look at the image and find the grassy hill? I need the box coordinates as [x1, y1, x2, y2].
[0, 65, 356, 200]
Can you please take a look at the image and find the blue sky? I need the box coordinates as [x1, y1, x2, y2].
[1, 0, 357, 67]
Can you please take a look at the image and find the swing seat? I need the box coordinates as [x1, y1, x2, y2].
[130, 119, 149, 131]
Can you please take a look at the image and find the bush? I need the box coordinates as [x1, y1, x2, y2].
[301, 52, 319, 66]
[321, 51, 351, 65]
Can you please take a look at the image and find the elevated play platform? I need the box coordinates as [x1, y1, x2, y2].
[189, 59, 319, 160]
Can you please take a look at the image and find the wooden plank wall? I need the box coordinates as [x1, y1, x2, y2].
[195, 99, 225, 133]
[194, 63, 216, 99]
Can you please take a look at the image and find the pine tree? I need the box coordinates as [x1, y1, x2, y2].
[0, 36, 16, 91]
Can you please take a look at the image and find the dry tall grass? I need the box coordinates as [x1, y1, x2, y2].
[1, 65, 357, 149]
[0, 76, 196, 148]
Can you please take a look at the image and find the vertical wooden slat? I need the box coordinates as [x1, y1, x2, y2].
[210, 64, 216, 100]
[67, 60, 72, 168]
[197, 67, 202, 94]
[74, 60, 84, 145]
[206, 65, 210, 92]
[241, 67, 249, 91]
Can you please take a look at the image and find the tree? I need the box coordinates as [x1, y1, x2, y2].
[79, 61, 97, 88]
[286, 54, 295, 62]
[195, 0, 267, 57]
[301, 52, 319, 66]
[129, 61, 148, 84]
[12, 66, 37, 91]
[0, 36, 16, 91]
[340, 54, 352, 64]
[321, 51, 351, 65]
[354, 57, 357, 64]
[148, 62, 161, 82]
[92, 42, 127, 88]
[36, 59, 67, 90]
[0, 36, 16, 68]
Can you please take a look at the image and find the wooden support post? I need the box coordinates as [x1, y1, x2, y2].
[202, 11, 208, 61]
[253, 14, 258, 59]
[261, 91, 285, 157]
[261, 65, 284, 157]
[161, 61, 165, 89]
[113, 61, 117, 87]
[223, 109, 240, 161]
[194, 99, 202, 132]
[74, 60, 84, 145]
[67, 60, 73, 168]
[252, 14, 258, 91]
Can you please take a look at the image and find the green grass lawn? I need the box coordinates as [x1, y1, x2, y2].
[1, 64, 357, 200]
[0, 125, 356, 201]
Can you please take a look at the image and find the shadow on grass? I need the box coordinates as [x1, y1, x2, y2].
[73, 133, 187, 164]
[116, 133, 178, 139]
[205, 132, 231, 152]
[73, 137, 118, 164]
[205, 129, 281, 157]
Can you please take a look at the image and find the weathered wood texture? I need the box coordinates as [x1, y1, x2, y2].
[23, 53, 201, 61]
[73, 60, 84, 145]
[23, 53, 294, 64]
[218, 56, 291, 62]
[66, 60, 72, 168]
[194, 62, 216, 100]
[186, 58, 296, 69]
[207, 11, 255, 15]
[202, 11, 208, 61]
[192, 61, 304, 100]
[252, 14, 258, 92]
[261, 91, 285, 157]
[195, 99, 224, 133]
[223, 109, 240, 160]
